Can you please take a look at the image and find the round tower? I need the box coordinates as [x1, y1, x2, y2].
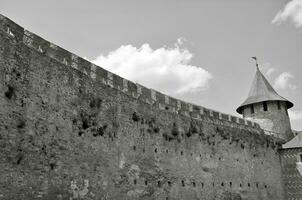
[236, 66, 294, 141]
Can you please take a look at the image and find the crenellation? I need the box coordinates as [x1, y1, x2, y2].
[106, 71, 114, 87]
[0, 17, 23, 42]
[112, 73, 124, 91]
[218, 112, 222, 120]
[0, 14, 287, 200]
[209, 110, 214, 117]
[122, 79, 128, 92]
[71, 54, 79, 70]
[150, 89, 157, 101]
[78, 57, 91, 76]
[136, 83, 143, 98]
[164, 95, 169, 104]
[176, 99, 182, 110]
[23, 30, 34, 47]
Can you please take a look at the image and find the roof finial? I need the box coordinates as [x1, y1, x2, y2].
[251, 57, 259, 70]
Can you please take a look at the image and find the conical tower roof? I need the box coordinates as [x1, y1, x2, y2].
[236, 68, 293, 114]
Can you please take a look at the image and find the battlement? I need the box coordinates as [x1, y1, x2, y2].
[0, 14, 287, 200]
[0, 14, 262, 132]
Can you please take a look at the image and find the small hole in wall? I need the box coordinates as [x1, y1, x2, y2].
[264, 185, 267, 189]
[157, 181, 161, 187]
[16, 154, 23, 165]
[229, 182, 232, 187]
[248, 183, 250, 187]
[132, 112, 140, 122]
[5, 85, 14, 99]
[168, 181, 172, 186]
[180, 151, 183, 156]
[17, 121, 26, 129]
[154, 127, 160, 133]
[82, 119, 89, 130]
[212, 182, 215, 187]
[221, 182, 224, 187]
[134, 179, 137, 185]
[239, 183, 242, 187]
[181, 180, 185, 187]
[133, 146, 136, 151]
[78, 131, 84, 137]
[155, 148, 158, 153]
[145, 180, 148, 185]
[50, 163, 55, 170]
[256, 183, 259, 188]
[193, 182, 196, 187]
[201, 182, 204, 188]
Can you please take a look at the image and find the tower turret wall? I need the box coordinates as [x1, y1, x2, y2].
[242, 101, 293, 141]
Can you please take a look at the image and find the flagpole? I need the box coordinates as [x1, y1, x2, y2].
[252, 57, 259, 70]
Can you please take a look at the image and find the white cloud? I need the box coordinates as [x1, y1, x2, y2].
[289, 110, 302, 121]
[273, 72, 297, 90]
[272, 0, 302, 28]
[265, 67, 276, 77]
[91, 39, 212, 96]
[260, 62, 276, 77]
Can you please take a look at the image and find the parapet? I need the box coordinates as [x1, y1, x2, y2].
[0, 14, 262, 133]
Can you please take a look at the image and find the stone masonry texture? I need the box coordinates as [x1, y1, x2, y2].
[280, 148, 302, 199]
[0, 14, 285, 200]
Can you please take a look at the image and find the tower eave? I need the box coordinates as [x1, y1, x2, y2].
[236, 99, 294, 114]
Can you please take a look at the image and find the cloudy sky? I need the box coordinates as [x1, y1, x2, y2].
[1, 0, 302, 130]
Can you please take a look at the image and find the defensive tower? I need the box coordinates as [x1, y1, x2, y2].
[236, 64, 294, 141]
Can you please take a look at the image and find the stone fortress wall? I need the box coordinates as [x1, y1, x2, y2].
[242, 101, 292, 140]
[0, 14, 285, 199]
[280, 148, 302, 199]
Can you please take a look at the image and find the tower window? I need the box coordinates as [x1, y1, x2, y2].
[263, 102, 268, 111]
[250, 105, 254, 114]
[299, 153, 302, 162]
[277, 101, 281, 110]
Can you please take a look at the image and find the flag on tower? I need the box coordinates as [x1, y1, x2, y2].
[251, 57, 259, 69]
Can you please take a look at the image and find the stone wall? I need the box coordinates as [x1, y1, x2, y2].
[0, 14, 285, 200]
[280, 148, 302, 199]
[243, 101, 292, 141]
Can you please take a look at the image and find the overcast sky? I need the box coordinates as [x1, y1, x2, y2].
[1, 0, 302, 130]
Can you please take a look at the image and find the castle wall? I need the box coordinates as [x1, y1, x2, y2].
[280, 148, 302, 199]
[0, 15, 285, 200]
[243, 101, 292, 141]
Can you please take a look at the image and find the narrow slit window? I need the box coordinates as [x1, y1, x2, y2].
[277, 101, 281, 110]
[299, 153, 302, 162]
[250, 105, 254, 114]
[263, 102, 268, 111]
